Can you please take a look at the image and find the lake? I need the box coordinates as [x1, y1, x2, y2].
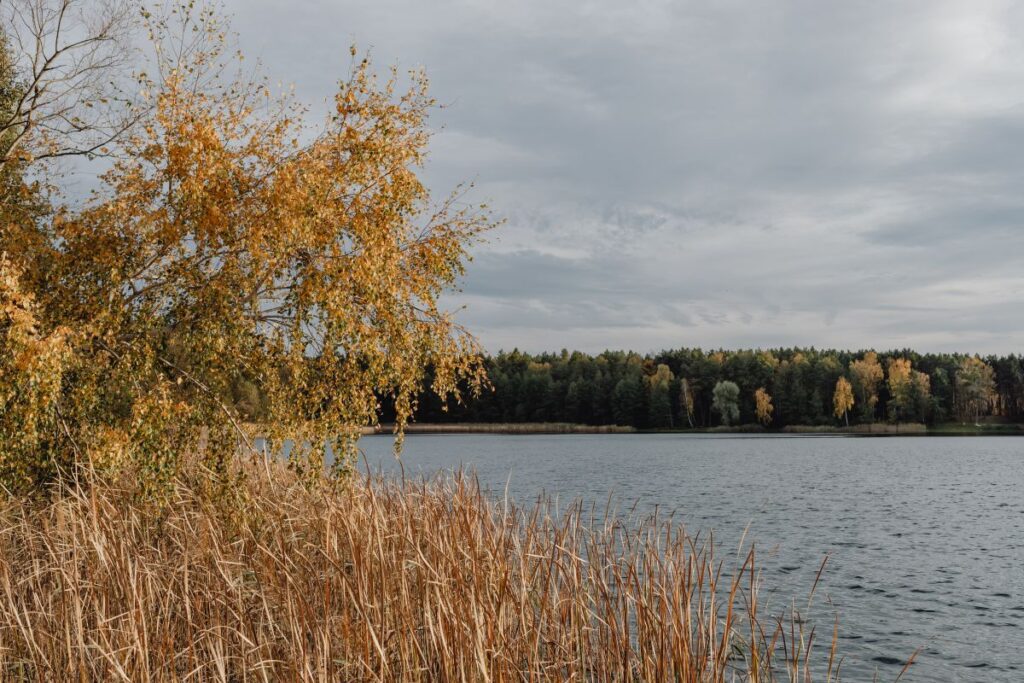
[359, 433, 1024, 682]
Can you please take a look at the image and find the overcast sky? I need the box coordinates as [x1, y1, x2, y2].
[225, 0, 1024, 355]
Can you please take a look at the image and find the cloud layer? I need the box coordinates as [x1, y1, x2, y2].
[228, 0, 1024, 354]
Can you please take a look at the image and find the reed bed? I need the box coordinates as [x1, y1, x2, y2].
[780, 424, 928, 434]
[0, 459, 845, 682]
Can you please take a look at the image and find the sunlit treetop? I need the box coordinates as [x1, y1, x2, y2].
[1, 3, 494, 492]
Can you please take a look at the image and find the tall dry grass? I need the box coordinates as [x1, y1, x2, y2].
[0, 458, 848, 681]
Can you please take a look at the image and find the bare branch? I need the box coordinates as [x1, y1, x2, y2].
[0, 0, 140, 168]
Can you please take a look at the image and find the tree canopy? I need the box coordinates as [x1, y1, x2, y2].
[833, 376, 853, 426]
[711, 381, 740, 426]
[754, 387, 773, 426]
[0, 4, 491, 493]
[956, 356, 996, 424]
[404, 347, 1013, 430]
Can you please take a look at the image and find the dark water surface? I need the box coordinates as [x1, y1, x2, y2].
[359, 433, 1024, 682]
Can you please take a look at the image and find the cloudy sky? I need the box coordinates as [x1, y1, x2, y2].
[226, 0, 1024, 355]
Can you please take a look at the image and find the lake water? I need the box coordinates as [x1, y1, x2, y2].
[359, 433, 1024, 682]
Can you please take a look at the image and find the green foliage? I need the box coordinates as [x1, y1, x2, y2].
[886, 358, 932, 423]
[646, 364, 675, 429]
[405, 347, 1020, 431]
[955, 356, 996, 424]
[612, 374, 645, 427]
[0, 257, 69, 492]
[712, 381, 740, 426]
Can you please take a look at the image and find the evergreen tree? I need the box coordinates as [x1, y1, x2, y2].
[612, 375, 645, 427]
[646, 364, 674, 429]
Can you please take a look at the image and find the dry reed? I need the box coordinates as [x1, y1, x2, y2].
[0, 458, 844, 681]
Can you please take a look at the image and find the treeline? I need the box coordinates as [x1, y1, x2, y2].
[396, 348, 1019, 429]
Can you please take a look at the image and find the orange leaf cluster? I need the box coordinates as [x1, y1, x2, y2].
[1, 7, 493, 491]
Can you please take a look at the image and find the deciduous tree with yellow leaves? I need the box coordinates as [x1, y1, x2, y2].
[848, 352, 883, 423]
[754, 387, 773, 426]
[0, 5, 492, 494]
[887, 358, 932, 423]
[832, 376, 853, 426]
[886, 358, 914, 422]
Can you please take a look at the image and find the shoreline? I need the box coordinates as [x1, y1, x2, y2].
[363, 422, 636, 435]
[364, 422, 1024, 436]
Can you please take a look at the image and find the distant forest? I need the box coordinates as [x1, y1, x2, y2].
[389, 348, 1020, 429]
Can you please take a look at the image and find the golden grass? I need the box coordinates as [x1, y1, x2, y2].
[0, 459, 847, 681]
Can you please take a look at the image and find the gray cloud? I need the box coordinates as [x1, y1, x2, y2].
[227, 0, 1024, 354]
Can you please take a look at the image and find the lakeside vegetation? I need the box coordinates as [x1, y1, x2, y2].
[0, 2, 948, 679]
[0, 2, 492, 495]
[398, 348, 1013, 432]
[0, 457, 855, 681]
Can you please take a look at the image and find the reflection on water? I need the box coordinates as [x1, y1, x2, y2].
[359, 433, 1024, 682]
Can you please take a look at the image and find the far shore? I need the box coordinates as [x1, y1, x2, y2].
[363, 422, 1024, 436]
[362, 423, 636, 435]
